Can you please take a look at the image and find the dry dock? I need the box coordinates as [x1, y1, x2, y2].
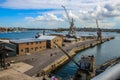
[5, 37, 114, 78]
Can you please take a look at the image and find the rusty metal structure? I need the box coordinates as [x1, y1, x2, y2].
[0, 42, 14, 68]
[73, 55, 95, 80]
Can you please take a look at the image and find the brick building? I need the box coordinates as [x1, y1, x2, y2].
[10, 38, 46, 55]
[38, 35, 63, 49]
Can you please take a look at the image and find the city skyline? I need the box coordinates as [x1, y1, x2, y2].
[0, 0, 120, 29]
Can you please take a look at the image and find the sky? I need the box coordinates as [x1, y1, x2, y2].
[0, 0, 120, 29]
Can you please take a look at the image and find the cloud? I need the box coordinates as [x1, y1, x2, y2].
[25, 13, 64, 22]
[80, 0, 96, 3]
[1, 0, 120, 28]
[62, 10, 79, 22]
[69, 11, 79, 19]
[0, 0, 115, 9]
[0, 0, 67, 9]
[1, 0, 120, 20]
[25, 17, 35, 21]
[104, 4, 114, 11]
[78, 2, 120, 21]
[23, 2, 120, 28]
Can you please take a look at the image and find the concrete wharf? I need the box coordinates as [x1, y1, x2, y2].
[6, 37, 114, 78]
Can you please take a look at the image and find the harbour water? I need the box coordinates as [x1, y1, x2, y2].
[53, 33, 120, 79]
[0, 30, 120, 79]
[0, 30, 110, 39]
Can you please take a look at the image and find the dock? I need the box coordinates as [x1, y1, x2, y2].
[4, 37, 114, 79]
[95, 57, 120, 75]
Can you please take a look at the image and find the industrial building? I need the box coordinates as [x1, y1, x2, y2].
[10, 38, 46, 55]
[37, 35, 63, 49]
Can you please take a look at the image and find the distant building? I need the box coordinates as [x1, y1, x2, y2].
[10, 38, 46, 55]
[37, 35, 63, 49]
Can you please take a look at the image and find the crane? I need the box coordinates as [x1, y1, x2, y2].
[62, 5, 76, 37]
[96, 19, 99, 29]
[96, 19, 102, 41]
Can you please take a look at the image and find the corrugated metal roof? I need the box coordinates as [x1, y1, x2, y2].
[37, 35, 56, 40]
[10, 38, 45, 44]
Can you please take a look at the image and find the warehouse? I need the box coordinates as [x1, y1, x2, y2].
[10, 38, 46, 55]
[38, 35, 63, 49]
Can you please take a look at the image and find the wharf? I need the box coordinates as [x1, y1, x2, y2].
[5, 37, 114, 78]
[95, 57, 120, 75]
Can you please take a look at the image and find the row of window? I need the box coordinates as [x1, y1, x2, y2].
[26, 42, 42, 45]
[54, 39, 61, 42]
[26, 39, 61, 45]
[21, 46, 46, 52]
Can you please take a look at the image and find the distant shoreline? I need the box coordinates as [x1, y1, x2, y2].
[27, 28, 120, 33]
[0, 27, 120, 33]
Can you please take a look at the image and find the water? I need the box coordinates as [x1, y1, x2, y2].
[0, 30, 120, 79]
[0, 30, 42, 39]
[53, 33, 120, 79]
[0, 30, 111, 39]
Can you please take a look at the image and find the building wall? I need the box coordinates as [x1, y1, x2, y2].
[10, 36, 63, 55]
[50, 36, 63, 49]
[17, 41, 46, 55]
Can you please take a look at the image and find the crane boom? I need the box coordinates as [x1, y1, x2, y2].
[62, 5, 71, 25]
[62, 5, 76, 37]
[53, 42, 80, 68]
[96, 19, 99, 29]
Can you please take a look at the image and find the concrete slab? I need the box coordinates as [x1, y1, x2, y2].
[12, 62, 33, 73]
[0, 69, 36, 80]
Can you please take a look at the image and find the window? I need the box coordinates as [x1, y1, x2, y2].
[21, 49, 23, 52]
[35, 47, 38, 51]
[25, 48, 29, 53]
[31, 48, 33, 50]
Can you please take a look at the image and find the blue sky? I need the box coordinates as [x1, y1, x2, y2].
[0, 0, 120, 29]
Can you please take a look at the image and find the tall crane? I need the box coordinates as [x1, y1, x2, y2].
[96, 19, 99, 29]
[62, 5, 76, 37]
[96, 19, 102, 41]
